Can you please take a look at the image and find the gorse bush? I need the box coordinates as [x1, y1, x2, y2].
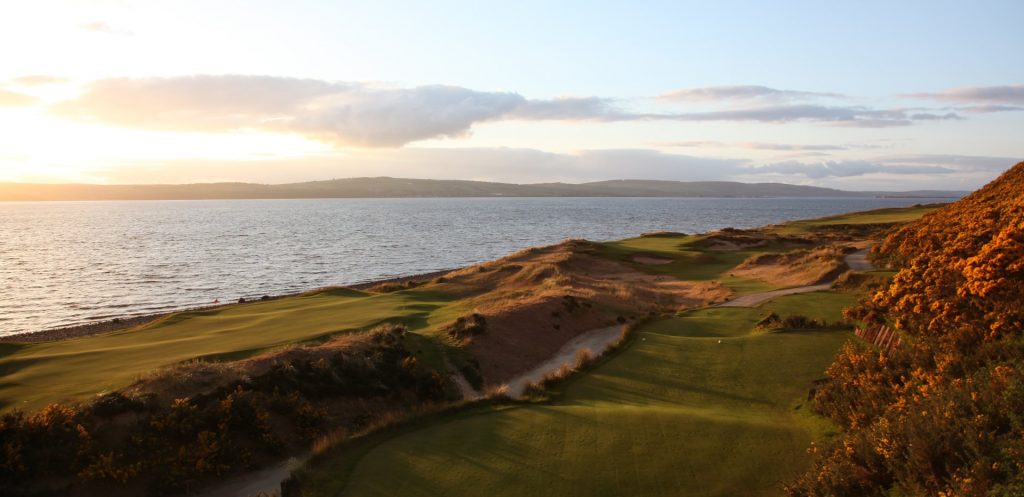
[0, 324, 449, 496]
[788, 162, 1024, 497]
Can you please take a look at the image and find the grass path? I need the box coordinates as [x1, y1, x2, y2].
[298, 291, 858, 497]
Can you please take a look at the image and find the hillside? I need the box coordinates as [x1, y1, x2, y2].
[790, 161, 1024, 496]
[0, 177, 967, 201]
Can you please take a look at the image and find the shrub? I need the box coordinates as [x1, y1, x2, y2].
[789, 162, 1024, 496]
[0, 324, 452, 496]
[443, 313, 487, 340]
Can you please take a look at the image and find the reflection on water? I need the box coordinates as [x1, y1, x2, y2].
[0, 197, 945, 335]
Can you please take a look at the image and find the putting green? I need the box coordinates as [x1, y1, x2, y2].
[299, 291, 856, 497]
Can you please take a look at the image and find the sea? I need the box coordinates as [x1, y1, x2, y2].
[0, 197, 949, 336]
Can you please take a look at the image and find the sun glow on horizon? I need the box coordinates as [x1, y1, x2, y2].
[0, 106, 334, 183]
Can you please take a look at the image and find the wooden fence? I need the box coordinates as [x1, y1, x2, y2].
[855, 325, 902, 350]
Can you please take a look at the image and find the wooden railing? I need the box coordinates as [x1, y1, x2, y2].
[855, 325, 902, 350]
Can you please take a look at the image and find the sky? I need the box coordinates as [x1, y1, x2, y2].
[0, 0, 1022, 190]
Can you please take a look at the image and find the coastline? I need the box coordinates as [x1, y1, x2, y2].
[0, 268, 455, 344]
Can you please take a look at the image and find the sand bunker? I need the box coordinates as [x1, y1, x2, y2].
[631, 253, 674, 265]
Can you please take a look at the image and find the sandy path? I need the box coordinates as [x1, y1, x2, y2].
[717, 248, 874, 308]
[716, 283, 834, 308]
[191, 459, 293, 497]
[506, 325, 623, 397]
[844, 248, 874, 272]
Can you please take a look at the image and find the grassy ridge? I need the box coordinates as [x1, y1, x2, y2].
[298, 291, 858, 497]
[0, 289, 468, 412]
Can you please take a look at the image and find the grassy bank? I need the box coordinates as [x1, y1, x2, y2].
[295, 290, 859, 497]
[0, 288, 468, 412]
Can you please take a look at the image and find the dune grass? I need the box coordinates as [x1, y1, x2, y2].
[297, 290, 858, 497]
[0, 288, 468, 412]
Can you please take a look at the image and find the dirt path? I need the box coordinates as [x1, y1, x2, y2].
[505, 325, 623, 398]
[445, 358, 481, 400]
[717, 248, 874, 308]
[191, 459, 293, 497]
[716, 283, 834, 308]
[844, 248, 874, 272]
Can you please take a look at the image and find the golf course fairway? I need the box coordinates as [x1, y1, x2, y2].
[298, 290, 857, 497]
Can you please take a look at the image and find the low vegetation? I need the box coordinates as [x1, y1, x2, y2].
[0, 325, 449, 495]
[731, 245, 854, 287]
[788, 162, 1024, 497]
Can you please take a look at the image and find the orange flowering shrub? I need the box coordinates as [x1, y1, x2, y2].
[791, 162, 1024, 497]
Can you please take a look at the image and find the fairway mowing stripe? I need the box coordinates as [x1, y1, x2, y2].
[655, 407, 685, 492]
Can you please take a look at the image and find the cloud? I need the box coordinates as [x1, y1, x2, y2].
[737, 142, 845, 151]
[750, 160, 955, 179]
[663, 104, 961, 127]
[0, 89, 36, 107]
[288, 84, 528, 146]
[510, 97, 623, 120]
[659, 85, 844, 102]
[874, 154, 1021, 172]
[660, 141, 896, 152]
[959, 104, 1024, 113]
[79, 21, 133, 36]
[57, 76, 531, 146]
[52, 75, 978, 146]
[10, 75, 69, 86]
[657, 140, 727, 148]
[54, 76, 621, 146]
[904, 84, 1024, 104]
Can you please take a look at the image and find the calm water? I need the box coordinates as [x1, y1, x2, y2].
[0, 197, 946, 336]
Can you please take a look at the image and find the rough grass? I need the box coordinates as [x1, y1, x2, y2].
[295, 290, 859, 497]
[0, 289, 468, 412]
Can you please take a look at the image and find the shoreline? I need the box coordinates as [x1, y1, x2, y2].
[0, 269, 456, 344]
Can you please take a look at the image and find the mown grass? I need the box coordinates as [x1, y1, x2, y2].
[297, 290, 859, 497]
[0, 289, 469, 412]
[601, 236, 779, 294]
[770, 205, 941, 235]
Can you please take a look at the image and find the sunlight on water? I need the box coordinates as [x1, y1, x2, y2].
[0, 197, 944, 335]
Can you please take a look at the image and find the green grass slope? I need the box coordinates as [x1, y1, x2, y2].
[299, 291, 858, 497]
[770, 204, 941, 235]
[0, 289, 467, 412]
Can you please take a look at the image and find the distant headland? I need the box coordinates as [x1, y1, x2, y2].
[0, 177, 968, 201]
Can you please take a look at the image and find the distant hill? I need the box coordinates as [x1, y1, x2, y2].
[0, 177, 969, 201]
